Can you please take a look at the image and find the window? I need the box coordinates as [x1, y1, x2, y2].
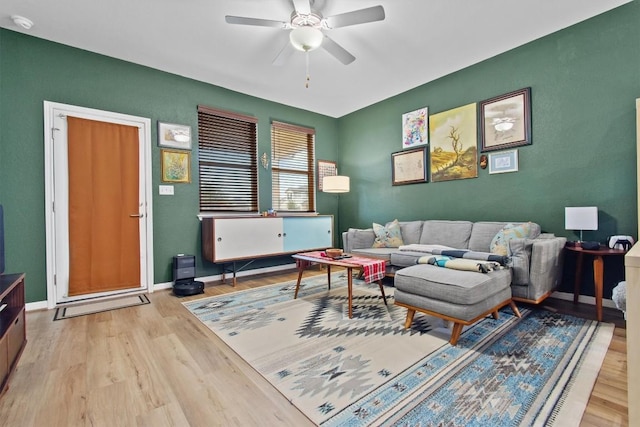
[271, 121, 315, 212]
[198, 105, 258, 212]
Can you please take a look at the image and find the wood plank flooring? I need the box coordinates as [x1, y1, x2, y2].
[540, 298, 628, 426]
[0, 270, 628, 426]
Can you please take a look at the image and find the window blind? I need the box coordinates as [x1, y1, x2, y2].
[271, 121, 315, 212]
[198, 105, 258, 212]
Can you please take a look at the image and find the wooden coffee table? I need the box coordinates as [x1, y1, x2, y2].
[292, 252, 387, 319]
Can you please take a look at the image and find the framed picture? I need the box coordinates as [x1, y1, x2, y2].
[429, 103, 478, 182]
[480, 87, 531, 152]
[161, 149, 191, 183]
[402, 107, 429, 149]
[392, 147, 427, 185]
[488, 149, 519, 174]
[317, 160, 337, 190]
[158, 122, 192, 150]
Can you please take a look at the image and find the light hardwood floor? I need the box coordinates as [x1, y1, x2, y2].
[0, 269, 628, 426]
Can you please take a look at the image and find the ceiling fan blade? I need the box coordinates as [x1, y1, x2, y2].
[272, 40, 295, 66]
[225, 15, 287, 28]
[291, 0, 311, 15]
[324, 5, 385, 29]
[321, 35, 355, 65]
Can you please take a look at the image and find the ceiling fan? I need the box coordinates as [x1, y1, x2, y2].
[225, 1, 385, 66]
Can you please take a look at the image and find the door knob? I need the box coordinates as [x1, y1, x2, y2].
[129, 213, 144, 218]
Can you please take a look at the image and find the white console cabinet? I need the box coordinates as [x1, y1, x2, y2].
[202, 216, 333, 284]
[209, 217, 283, 261]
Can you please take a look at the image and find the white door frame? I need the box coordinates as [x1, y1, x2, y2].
[43, 101, 154, 308]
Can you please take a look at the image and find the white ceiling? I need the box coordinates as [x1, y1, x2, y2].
[0, 0, 631, 118]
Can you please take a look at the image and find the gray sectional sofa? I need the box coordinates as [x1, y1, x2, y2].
[343, 220, 566, 303]
[342, 220, 567, 345]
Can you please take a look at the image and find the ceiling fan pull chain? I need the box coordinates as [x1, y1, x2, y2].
[305, 51, 310, 88]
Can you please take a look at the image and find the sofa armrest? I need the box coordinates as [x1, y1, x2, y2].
[342, 228, 375, 253]
[524, 236, 567, 301]
[507, 238, 533, 285]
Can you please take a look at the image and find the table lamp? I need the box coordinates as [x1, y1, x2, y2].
[565, 206, 598, 247]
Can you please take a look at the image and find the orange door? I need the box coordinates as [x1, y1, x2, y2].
[66, 117, 141, 296]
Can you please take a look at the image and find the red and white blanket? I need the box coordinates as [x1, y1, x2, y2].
[296, 251, 386, 283]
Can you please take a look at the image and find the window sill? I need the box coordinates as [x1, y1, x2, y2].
[197, 212, 320, 221]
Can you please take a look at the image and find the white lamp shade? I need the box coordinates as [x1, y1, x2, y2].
[323, 175, 350, 193]
[565, 206, 598, 230]
[289, 26, 323, 52]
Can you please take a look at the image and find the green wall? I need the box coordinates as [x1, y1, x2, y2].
[1, 2, 638, 304]
[338, 3, 639, 243]
[0, 30, 339, 303]
[0, 28, 3, 204]
[336, 3, 639, 297]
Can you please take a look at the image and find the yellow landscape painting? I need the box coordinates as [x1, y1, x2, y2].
[429, 103, 478, 182]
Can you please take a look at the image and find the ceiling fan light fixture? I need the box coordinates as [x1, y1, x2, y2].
[289, 26, 323, 52]
[11, 15, 34, 30]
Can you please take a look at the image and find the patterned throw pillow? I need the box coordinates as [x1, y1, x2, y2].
[490, 222, 533, 256]
[372, 219, 405, 248]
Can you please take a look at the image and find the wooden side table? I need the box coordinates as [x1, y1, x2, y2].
[565, 245, 627, 321]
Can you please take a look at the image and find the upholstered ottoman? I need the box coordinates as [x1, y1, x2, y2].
[394, 264, 520, 345]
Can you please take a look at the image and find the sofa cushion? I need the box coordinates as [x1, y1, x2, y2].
[397, 221, 423, 245]
[373, 219, 404, 248]
[351, 247, 396, 261]
[490, 222, 537, 256]
[419, 220, 473, 249]
[468, 222, 511, 252]
[348, 228, 375, 249]
[394, 264, 512, 306]
[389, 250, 425, 267]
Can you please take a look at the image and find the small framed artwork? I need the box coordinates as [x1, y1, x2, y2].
[402, 107, 428, 149]
[392, 147, 427, 185]
[317, 160, 337, 191]
[480, 87, 531, 152]
[488, 149, 519, 174]
[158, 122, 192, 150]
[161, 149, 191, 183]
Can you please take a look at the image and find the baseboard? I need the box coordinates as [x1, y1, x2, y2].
[27, 280, 618, 313]
[26, 300, 49, 312]
[549, 291, 617, 309]
[25, 263, 300, 311]
[152, 262, 297, 291]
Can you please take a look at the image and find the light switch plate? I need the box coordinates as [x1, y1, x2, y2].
[159, 185, 174, 195]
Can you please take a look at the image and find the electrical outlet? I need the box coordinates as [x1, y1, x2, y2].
[159, 185, 174, 195]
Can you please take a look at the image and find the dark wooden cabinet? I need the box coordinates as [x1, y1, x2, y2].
[0, 273, 26, 395]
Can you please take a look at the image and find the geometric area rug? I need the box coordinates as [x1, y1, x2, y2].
[183, 272, 614, 427]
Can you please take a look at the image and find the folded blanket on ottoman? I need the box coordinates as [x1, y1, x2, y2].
[418, 255, 505, 273]
[400, 244, 509, 266]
